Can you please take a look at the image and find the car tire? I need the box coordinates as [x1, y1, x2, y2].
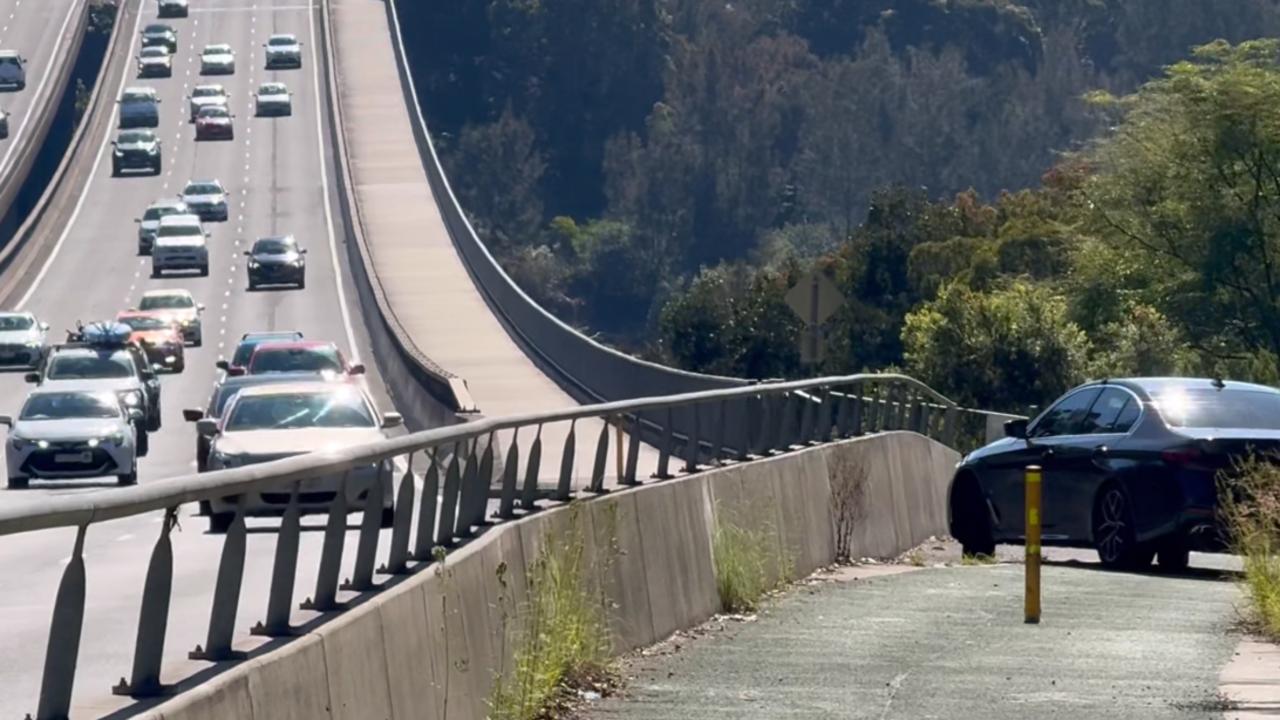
[192, 333, 203, 348]
[949, 473, 995, 557]
[1156, 537, 1190, 572]
[297, 277, 305, 290]
[209, 512, 235, 534]
[199, 265, 209, 277]
[111, 163, 121, 177]
[1092, 482, 1154, 570]
[247, 280, 256, 291]
[7, 476, 27, 490]
[173, 359, 185, 373]
[117, 470, 138, 486]
[380, 507, 395, 529]
[137, 429, 150, 457]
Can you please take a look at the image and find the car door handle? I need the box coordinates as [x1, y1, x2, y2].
[1092, 446, 1109, 459]
[1040, 447, 1055, 459]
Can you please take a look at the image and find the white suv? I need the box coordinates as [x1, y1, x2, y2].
[152, 214, 209, 277]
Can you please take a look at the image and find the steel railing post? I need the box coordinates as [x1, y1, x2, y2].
[303, 473, 350, 612]
[190, 498, 247, 661]
[498, 430, 520, 518]
[386, 455, 417, 574]
[521, 426, 543, 509]
[255, 485, 302, 636]
[115, 508, 177, 696]
[555, 420, 576, 501]
[590, 421, 609, 492]
[36, 524, 88, 720]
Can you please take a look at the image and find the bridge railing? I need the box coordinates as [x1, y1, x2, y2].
[2, 373, 1009, 720]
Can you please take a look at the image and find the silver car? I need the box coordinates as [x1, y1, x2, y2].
[135, 198, 189, 254]
[180, 179, 229, 222]
[137, 46, 172, 78]
[200, 44, 235, 75]
[187, 84, 228, 122]
[194, 382, 402, 532]
[254, 82, 291, 117]
[264, 33, 302, 69]
[3, 387, 141, 488]
[0, 312, 48, 368]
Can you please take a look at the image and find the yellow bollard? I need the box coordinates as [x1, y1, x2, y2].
[1025, 465, 1042, 624]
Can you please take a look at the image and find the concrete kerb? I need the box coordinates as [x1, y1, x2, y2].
[315, 604, 394, 720]
[635, 478, 719, 640]
[377, 580, 440, 720]
[156, 673, 254, 720]
[245, 634, 333, 720]
[583, 490, 657, 653]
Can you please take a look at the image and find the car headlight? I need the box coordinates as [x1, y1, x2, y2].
[119, 391, 142, 408]
[292, 258, 304, 267]
[148, 145, 159, 154]
[248, 260, 260, 269]
[113, 148, 123, 157]
[181, 318, 194, 327]
[24, 340, 40, 348]
[10, 435, 32, 450]
[98, 432, 127, 446]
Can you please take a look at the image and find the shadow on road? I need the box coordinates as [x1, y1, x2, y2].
[1042, 556, 1242, 583]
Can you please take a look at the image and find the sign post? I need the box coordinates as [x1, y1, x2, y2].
[1025, 465, 1042, 624]
[784, 270, 843, 367]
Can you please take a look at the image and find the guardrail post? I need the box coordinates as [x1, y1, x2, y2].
[555, 420, 576, 501]
[624, 418, 641, 485]
[115, 508, 177, 697]
[36, 524, 88, 720]
[255, 484, 302, 636]
[684, 403, 701, 474]
[835, 389, 852, 438]
[655, 408, 674, 479]
[816, 387, 834, 443]
[498, 430, 520, 518]
[522, 426, 543, 509]
[801, 392, 817, 445]
[453, 441, 479, 538]
[386, 456, 417, 574]
[942, 406, 959, 448]
[474, 434, 496, 526]
[413, 453, 439, 562]
[436, 445, 462, 546]
[712, 400, 728, 466]
[345, 461, 388, 592]
[737, 396, 754, 461]
[590, 421, 609, 492]
[757, 394, 773, 455]
[303, 473, 349, 612]
[778, 393, 796, 450]
[190, 498, 247, 661]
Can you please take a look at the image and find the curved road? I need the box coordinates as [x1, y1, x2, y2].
[0, 0, 418, 715]
[0, 0, 82, 200]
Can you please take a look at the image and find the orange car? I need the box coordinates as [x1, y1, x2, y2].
[116, 311, 185, 372]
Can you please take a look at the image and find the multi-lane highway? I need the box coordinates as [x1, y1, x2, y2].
[0, 0, 82, 201]
[0, 1, 419, 715]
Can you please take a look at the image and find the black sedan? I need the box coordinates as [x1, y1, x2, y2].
[245, 235, 306, 290]
[949, 377, 1280, 570]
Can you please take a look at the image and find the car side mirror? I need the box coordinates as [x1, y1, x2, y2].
[128, 408, 144, 422]
[183, 408, 205, 422]
[348, 363, 366, 376]
[195, 418, 219, 436]
[39, 322, 49, 331]
[214, 359, 229, 371]
[197, 304, 205, 312]
[151, 363, 164, 373]
[133, 218, 141, 223]
[381, 412, 404, 429]
[0, 415, 11, 427]
[299, 248, 308, 254]
[1004, 418, 1029, 439]
[23, 372, 38, 384]
[227, 366, 246, 377]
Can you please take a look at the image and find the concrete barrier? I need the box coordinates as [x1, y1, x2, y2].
[144, 432, 960, 720]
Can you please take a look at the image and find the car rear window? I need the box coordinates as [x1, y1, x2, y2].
[47, 353, 134, 380]
[1152, 388, 1280, 430]
[0, 315, 33, 331]
[251, 347, 341, 374]
[140, 294, 194, 309]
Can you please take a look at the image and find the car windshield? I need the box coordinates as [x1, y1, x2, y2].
[251, 347, 341, 374]
[0, 315, 33, 331]
[143, 204, 182, 221]
[268, 36, 296, 46]
[253, 238, 294, 254]
[46, 353, 134, 380]
[118, 131, 154, 144]
[139, 294, 194, 310]
[144, 25, 170, 34]
[203, 46, 232, 56]
[259, 83, 286, 95]
[118, 316, 171, 331]
[1152, 387, 1280, 431]
[122, 90, 155, 103]
[141, 47, 168, 58]
[157, 224, 201, 238]
[192, 87, 223, 98]
[225, 391, 375, 431]
[20, 392, 120, 420]
[199, 106, 229, 118]
[184, 183, 221, 195]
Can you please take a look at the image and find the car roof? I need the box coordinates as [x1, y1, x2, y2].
[49, 345, 132, 357]
[26, 385, 122, 400]
[158, 213, 202, 227]
[117, 310, 172, 320]
[142, 288, 194, 298]
[203, 43, 233, 51]
[123, 86, 158, 95]
[253, 340, 337, 352]
[269, 33, 298, 40]
[1074, 377, 1280, 400]
[0, 50, 20, 58]
[192, 84, 226, 93]
[241, 330, 303, 341]
[184, 179, 223, 188]
[148, 198, 186, 209]
[0, 311, 33, 318]
[254, 235, 295, 243]
[143, 24, 173, 32]
[234, 380, 366, 399]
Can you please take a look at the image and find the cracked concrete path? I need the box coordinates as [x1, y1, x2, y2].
[586, 559, 1243, 719]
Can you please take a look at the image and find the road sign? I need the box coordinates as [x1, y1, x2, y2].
[786, 271, 844, 366]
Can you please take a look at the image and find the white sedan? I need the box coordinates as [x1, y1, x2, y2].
[3, 388, 141, 488]
[200, 44, 235, 75]
[193, 382, 402, 532]
[254, 82, 292, 117]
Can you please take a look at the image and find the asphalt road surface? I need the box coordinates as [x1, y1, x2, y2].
[0, 0, 82, 191]
[587, 553, 1244, 720]
[0, 0, 443, 715]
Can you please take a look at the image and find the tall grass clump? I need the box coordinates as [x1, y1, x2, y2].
[490, 510, 613, 720]
[713, 509, 792, 613]
[1220, 455, 1280, 638]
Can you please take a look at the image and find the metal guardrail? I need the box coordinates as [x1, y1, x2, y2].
[5, 373, 1005, 719]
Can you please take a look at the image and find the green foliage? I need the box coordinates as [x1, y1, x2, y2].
[1218, 456, 1280, 639]
[490, 512, 612, 720]
[903, 281, 1091, 411]
[712, 509, 791, 614]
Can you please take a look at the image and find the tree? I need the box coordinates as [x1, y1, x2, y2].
[449, 107, 546, 251]
[1082, 40, 1280, 376]
[902, 281, 1091, 411]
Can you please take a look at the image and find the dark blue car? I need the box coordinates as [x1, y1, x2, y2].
[949, 377, 1280, 570]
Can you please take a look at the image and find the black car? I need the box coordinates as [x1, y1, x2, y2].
[111, 130, 162, 176]
[157, 0, 189, 18]
[141, 24, 178, 54]
[245, 235, 306, 289]
[949, 377, 1280, 571]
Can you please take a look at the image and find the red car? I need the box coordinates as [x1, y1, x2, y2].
[232, 340, 364, 379]
[195, 105, 234, 140]
[116, 311, 185, 372]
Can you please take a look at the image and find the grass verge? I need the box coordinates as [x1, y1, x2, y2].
[712, 509, 792, 613]
[490, 509, 614, 720]
[1220, 456, 1280, 638]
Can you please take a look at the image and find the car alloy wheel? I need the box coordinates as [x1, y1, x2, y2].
[1092, 483, 1153, 570]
